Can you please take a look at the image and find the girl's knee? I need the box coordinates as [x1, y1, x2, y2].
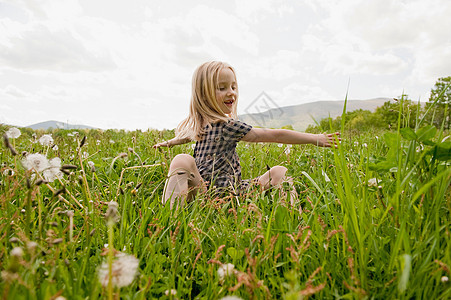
[169, 154, 196, 170]
[270, 165, 288, 178]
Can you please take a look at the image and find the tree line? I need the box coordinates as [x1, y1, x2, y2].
[306, 76, 451, 133]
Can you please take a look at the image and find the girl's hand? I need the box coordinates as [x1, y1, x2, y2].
[153, 141, 170, 149]
[317, 132, 341, 148]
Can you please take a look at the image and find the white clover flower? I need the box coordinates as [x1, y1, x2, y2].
[98, 253, 139, 288]
[218, 263, 235, 283]
[442, 276, 449, 283]
[220, 296, 243, 300]
[6, 127, 21, 139]
[22, 153, 50, 173]
[367, 178, 381, 187]
[39, 134, 54, 146]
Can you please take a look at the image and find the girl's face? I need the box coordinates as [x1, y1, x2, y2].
[215, 68, 237, 115]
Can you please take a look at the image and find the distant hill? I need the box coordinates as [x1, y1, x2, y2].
[239, 98, 392, 131]
[26, 120, 96, 130]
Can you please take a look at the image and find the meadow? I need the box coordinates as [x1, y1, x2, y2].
[0, 107, 450, 299]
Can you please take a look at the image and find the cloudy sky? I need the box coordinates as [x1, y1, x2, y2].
[1, 0, 450, 130]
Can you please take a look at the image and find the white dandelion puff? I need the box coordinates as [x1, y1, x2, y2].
[10, 247, 24, 258]
[98, 253, 139, 288]
[218, 263, 235, 283]
[39, 134, 54, 146]
[6, 127, 21, 139]
[43, 157, 63, 182]
[22, 153, 50, 173]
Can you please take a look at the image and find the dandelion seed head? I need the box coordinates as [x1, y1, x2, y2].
[98, 253, 139, 288]
[218, 263, 235, 283]
[11, 247, 24, 258]
[43, 157, 63, 182]
[39, 134, 54, 146]
[27, 241, 38, 251]
[105, 201, 120, 223]
[6, 127, 21, 139]
[22, 153, 50, 173]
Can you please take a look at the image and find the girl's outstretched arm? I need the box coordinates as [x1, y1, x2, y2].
[153, 137, 191, 148]
[242, 128, 341, 148]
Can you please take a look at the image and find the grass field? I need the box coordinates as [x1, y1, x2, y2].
[0, 110, 450, 299]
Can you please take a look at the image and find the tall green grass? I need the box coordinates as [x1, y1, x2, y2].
[0, 103, 450, 299]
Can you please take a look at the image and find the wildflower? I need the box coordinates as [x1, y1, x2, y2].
[220, 296, 243, 300]
[442, 276, 449, 283]
[43, 157, 63, 182]
[22, 153, 50, 173]
[96, 139, 101, 145]
[98, 253, 139, 288]
[3, 168, 14, 176]
[278, 143, 283, 147]
[6, 127, 21, 139]
[284, 144, 292, 155]
[27, 241, 38, 252]
[52, 144, 59, 151]
[105, 201, 120, 223]
[39, 134, 54, 146]
[367, 178, 380, 187]
[218, 263, 235, 283]
[88, 161, 95, 172]
[164, 289, 177, 296]
[82, 151, 89, 159]
[10, 247, 24, 258]
[354, 141, 359, 146]
[362, 143, 368, 148]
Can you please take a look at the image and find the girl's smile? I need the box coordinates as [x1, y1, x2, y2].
[216, 68, 238, 115]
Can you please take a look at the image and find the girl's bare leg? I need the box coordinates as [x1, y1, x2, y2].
[257, 166, 298, 205]
[162, 154, 205, 209]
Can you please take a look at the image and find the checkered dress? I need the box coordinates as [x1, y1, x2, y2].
[194, 119, 252, 193]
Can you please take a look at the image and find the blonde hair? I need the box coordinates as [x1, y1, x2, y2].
[175, 61, 238, 141]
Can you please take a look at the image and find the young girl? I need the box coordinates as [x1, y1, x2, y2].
[154, 61, 340, 208]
